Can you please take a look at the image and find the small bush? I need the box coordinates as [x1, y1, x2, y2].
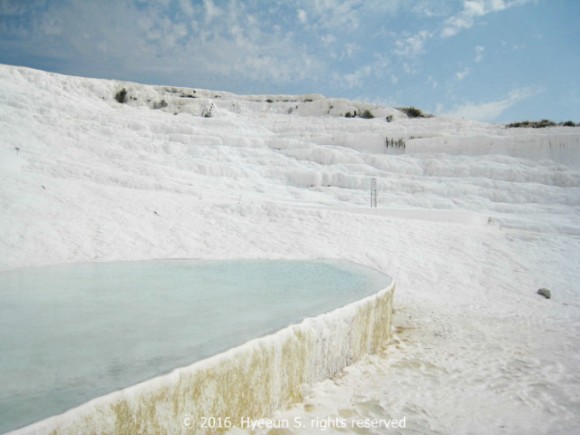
[386, 115, 393, 122]
[266, 99, 274, 103]
[560, 120, 577, 127]
[360, 109, 374, 119]
[506, 121, 528, 128]
[506, 119, 558, 128]
[399, 106, 425, 118]
[537, 119, 556, 128]
[115, 88, 128, 104]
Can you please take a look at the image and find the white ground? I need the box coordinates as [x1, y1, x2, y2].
[1, 65, 579, 434]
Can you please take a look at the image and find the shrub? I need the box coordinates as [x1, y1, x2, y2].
[537, 119, 556, 128]
[115, 88, 128, 104]
[399, 106, 425, 118]
[506, 119, 558, 128]
[360, 109, 374, 119]
[506, 121, 529, 128]
[386, 115, 393, 122]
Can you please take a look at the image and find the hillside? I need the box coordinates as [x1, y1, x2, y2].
[1, 65, 580, 434]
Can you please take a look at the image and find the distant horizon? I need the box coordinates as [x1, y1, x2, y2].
[1, 0, 578, 124]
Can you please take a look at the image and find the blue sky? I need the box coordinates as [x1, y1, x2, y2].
[0, 0, 578, 123]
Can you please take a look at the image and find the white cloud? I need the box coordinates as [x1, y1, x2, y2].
[178, 0, 195, 17]
[302, 0, 361, 31]
[336, 51, 392, 89]
[411, 1, 454, 17]
[1, 0, 435, 92]
[441, 0, 533, 38]
[342, 65, 372, 89]
[424, 75, 439, 89]
[395, 30, 432, 57]
[203, 0, 222, 25]
[474, 45, 485, 62]
[455, 67, 470, 81]
[320, 34, 336, 46]
[340, 43, 360, 59]
[295, 0, 402, 33]
[442, 87, 538, 122]
[0, 0, 332, 89]
[0, 0, 38, 15]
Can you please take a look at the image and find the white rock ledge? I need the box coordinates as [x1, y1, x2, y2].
[13, 281, 395, 435]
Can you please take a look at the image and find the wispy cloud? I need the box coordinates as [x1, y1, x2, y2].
[441, 0, 533, 38]
[410, 1, 452, 17]
[442, 87, 539, 122]
[334, 51, 391, 90]
[340, 43, 360, 60]
[455, 67, 470, 81]
[0, 0, 418, 92]
[297, 9, 307, 25]
[1, 0, 329, 88]
[394, 30, 432, 57]
[474, 45, 485, 62]
[342, 65, 373, 89]
[0, 0, 30, 15]
[178, 0, 195, 17]
[320, 34, 336, 46]
[299, 0, 362, 32]
[202, 0, 222, 25]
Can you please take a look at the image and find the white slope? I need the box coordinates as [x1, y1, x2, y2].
[1, 64, 580, 434]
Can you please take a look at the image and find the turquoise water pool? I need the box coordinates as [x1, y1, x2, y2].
[0, 259, 391, 433]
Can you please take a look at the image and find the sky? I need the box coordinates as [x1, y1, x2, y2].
[0, 0, 578, 124]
